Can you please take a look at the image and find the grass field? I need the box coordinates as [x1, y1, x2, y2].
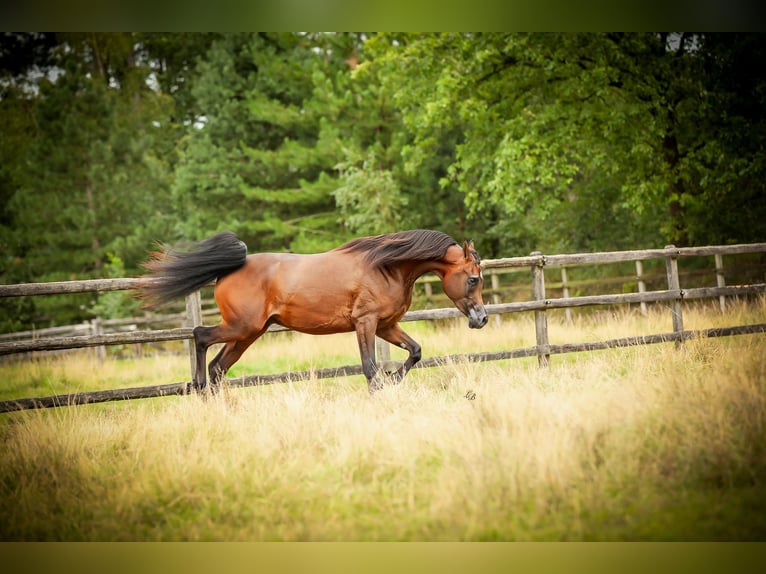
[1, 300, 765, 540]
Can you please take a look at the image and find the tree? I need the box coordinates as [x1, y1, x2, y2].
[172, 33, 354, 253]
[172, 32, 487, 252]
[1, 33, 178, 326]
[679, 34, 766, 245]
[330, 34, 497, 247]
[363, 33, 766, 253]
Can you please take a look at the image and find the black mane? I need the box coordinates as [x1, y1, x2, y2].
[337, 229, 458, 270]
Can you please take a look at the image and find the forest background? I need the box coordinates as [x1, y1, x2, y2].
[1, 32, 765, 330]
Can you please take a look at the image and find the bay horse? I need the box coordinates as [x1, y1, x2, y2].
[139, 229, 488, 394]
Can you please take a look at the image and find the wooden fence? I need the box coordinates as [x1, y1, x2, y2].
[1, 242, 765, 412]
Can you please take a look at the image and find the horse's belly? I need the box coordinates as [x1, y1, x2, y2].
[271, 294, 356, 334]
[274, 313, 356, 335]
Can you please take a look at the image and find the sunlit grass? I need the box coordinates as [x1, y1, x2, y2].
[0, 299, 764, 540]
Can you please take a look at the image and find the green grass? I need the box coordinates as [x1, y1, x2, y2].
[0, 300, 765, 540]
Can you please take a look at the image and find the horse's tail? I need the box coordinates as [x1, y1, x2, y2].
[138, 231, 248, 307]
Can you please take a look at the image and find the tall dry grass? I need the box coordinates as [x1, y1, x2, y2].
[0, 300, 765, 540]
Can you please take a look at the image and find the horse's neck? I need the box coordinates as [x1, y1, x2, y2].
[396, 259, 452, 287]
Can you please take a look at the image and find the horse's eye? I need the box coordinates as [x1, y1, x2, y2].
[467, 276, 479, 287]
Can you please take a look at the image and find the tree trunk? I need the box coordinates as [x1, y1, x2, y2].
[85, 178, 102, 270]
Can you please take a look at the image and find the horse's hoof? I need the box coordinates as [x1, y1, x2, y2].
[367, 382, 384, 396]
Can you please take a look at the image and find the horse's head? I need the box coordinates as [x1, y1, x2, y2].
[441, 240, 489, 329]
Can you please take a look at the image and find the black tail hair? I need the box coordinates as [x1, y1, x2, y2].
[138, 231, 247, 307]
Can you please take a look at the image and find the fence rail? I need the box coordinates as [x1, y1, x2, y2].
[1, 241, 765, 412]
[483, 242, 766, 269]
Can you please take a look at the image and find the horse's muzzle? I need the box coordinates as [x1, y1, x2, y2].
[467, 305, 489, 329]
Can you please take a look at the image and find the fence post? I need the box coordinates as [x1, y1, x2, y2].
[375, 337, 396, 373]
[91, 317, 106, 360]
[185, 290, 203, 381]
[715, 253, 726, 312]
[635, 260, 648, 316]
[560, 266, 573, 324]
[531, 251, 550, 367]
[664, 245, 684, 343]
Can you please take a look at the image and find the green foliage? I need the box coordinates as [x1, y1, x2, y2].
[365, 33, 766, 253]
[89, 254, 141, 320]
[2, 33, 765, 328]
[171, 33, 349, 251]
[333, 150, 407, 235]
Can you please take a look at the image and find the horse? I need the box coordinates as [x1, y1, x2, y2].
[139, 229, 488, 394]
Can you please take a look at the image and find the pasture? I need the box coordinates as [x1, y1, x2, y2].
[1, 300, 765, 540]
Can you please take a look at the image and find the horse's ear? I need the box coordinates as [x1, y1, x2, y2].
[462, 240, 474, 260]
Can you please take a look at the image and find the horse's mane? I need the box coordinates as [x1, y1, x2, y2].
[337, 230, 458, 270]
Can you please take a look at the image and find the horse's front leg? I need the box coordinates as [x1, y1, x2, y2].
[376, 324, 421, 384]
[354, 318, 384, 394]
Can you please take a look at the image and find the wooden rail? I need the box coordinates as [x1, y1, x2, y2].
[2, 283, 764, 358]
[0, 277, 144, 297]
[482, 242, 766, 269]
[2, 323, 764, 413]
[1, 241, 764, 411]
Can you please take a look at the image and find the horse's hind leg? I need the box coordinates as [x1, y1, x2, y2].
[207, 329, 265, 390]
[191, 325, 218, 392]
[191, 323, 251, 393]
[207, 344, 228, 388]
